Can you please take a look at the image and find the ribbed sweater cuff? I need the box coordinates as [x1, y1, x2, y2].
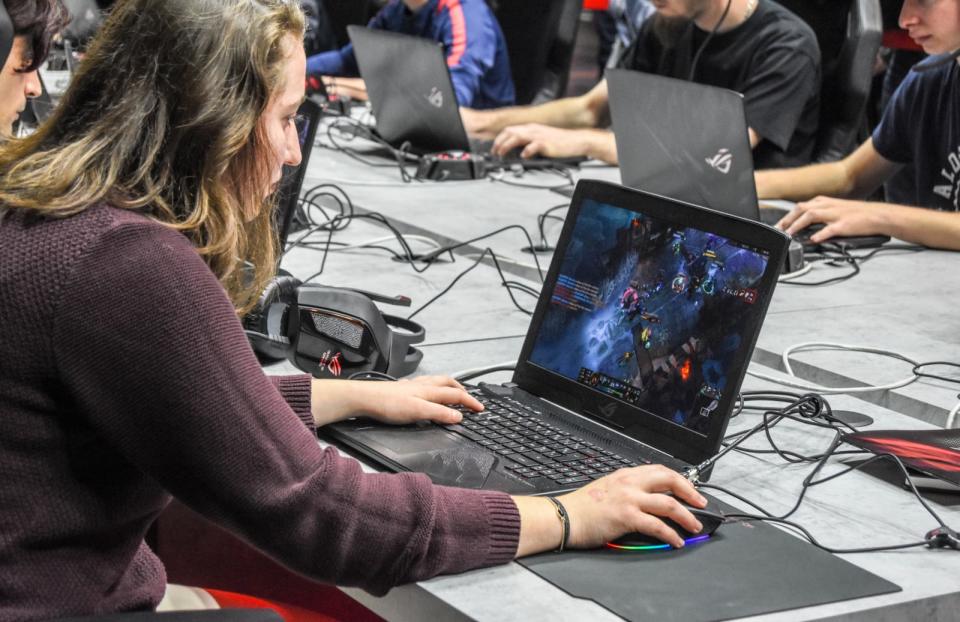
[478, 491, 521, 566]
[271, 374, 315, 432]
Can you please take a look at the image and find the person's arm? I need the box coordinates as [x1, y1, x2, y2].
[490, 125, 619, 163]
[437, 1, 493, 108]
[778, 198, 960, 250]
[755, 139, 901, 202]
[514, 466, 708, 555]
[306, 44, 358, 78]
[53, 219, 516, 594]
[53, 218, 711, 593]
[462, 79, 610, 140]
[309, 376, 482, 427]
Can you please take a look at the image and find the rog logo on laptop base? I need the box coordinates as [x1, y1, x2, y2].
[599, 402, 618, 418]
[706, 148, 733, 174]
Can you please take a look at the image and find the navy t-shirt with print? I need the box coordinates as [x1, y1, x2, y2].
[872, 58, 960, 211]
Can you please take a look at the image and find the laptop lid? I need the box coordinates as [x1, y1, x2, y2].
[347, 25, 470, 153]
[514, 180, 788, 466]
[275, 98, 322, 250]
[607, 69, 760, 221]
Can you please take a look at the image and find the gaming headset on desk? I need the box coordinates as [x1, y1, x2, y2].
[243, 274, 426, 379]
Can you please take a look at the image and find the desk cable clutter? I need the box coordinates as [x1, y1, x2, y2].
[687, 390, 960, 553]
[317, 113, 583, 184]
[285, 184, 546, 319]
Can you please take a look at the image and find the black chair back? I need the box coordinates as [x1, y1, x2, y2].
[776, 0, 882, 161]
[323, 0, 375, 47]
[491, 0, 582, 104]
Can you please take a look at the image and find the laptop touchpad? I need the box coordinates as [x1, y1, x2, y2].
[351, 426, 497, 488]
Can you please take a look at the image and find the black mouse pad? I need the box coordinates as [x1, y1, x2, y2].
[517, 499, 900, 621]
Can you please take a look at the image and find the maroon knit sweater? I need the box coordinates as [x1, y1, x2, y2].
[0, 205, 520, 620]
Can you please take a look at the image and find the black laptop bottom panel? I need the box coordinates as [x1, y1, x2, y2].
[518, 496, 900, 622]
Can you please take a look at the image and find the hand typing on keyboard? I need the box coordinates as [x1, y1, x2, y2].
[775, 196, 893, 245]
[314, 376, 481, 427]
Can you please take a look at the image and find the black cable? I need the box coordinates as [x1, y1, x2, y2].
[722, 513, 929, 554]
[502, 280, 542, 298]
[688, 0, 733, 81]
[848, 243, 924, 262]
[702, 412, 956, 554]
[301, 212, 444, 281]
[536, 203, 568, 248]
[690, 393, 840, 479]
[912, 362, 960, 386]
[455, 364, 517, 383]
[415, 224, 547, 282]
[407, 247, 537, 320]
[696, 483, 775, 517]
[348, 371, 398, 381]
[781, 244, 861, 287]
[323, 117, 421, 182]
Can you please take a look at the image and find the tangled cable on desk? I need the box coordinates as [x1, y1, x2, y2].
[696, 391, 957, 554]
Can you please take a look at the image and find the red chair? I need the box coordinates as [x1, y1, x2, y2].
[152, 501, 383, 622]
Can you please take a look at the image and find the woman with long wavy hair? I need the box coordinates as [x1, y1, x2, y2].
[0, 0, 705, 618]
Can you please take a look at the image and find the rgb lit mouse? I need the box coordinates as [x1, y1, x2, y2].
[607, 506, 725, 551]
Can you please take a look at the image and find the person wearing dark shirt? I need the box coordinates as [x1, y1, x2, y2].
[0, 0, 67, 136]
[461, 0, 820, 169]
[300, 0, 338, 55]
[0, 0, 707, 617]
[757, 0, 960, 251]
[306, 0, 515, 109]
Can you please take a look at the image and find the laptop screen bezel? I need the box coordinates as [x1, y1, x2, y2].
[275, 98, 322, 252]
[512, 180, 789, 466]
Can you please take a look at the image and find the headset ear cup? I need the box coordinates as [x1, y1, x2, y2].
[382, 315, 426, 378]
[244, 275, 302, 360]
[401, 345, 424, 376]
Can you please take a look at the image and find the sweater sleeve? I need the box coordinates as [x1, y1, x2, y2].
[51, 218, 520, 594]
[437, 0, 495, 108]
[269, 375, 315, 431]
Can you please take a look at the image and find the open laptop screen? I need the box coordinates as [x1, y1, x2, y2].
[516, 181, 787, 466]
[528, 198, 770, 436]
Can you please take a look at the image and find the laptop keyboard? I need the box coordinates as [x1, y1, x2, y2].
[443, 391, 647, 487]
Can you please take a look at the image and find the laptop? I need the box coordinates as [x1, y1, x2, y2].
[605, 69, 890, 249]
[347, 25, 584, 169]
[348, 25, 470, 154]
[324, 180, 789, 494]
[275, 97, 322, 249]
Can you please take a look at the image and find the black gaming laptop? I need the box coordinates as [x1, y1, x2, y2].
[606, 69, 889, 248]
[275, 97, 322, 249]
[347, 25, 584, 169]
[348, 25, 473, 154]
[325, 180, 789, 494]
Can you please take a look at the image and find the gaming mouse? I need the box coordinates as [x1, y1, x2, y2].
[607, 506, 726, 550]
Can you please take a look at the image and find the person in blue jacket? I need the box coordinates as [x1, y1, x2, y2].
[306, 0, 514, 109]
